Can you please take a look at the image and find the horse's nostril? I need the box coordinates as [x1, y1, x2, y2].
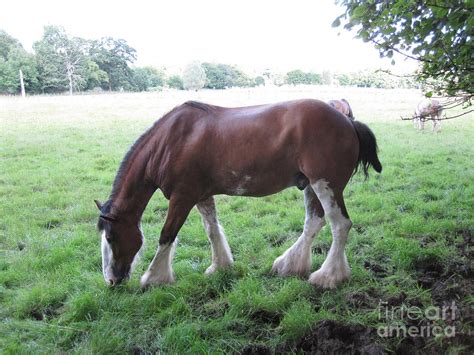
[108, 279, 115, 286]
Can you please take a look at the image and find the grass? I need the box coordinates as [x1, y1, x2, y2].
[1, 87, 473, 353]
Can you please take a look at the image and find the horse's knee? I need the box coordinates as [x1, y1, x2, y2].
[159, 234, 177, 246]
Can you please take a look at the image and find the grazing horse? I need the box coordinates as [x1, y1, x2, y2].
[327, 98, 354, 120]
[413, 99, 442, 132]
[95, 99, 382, 289]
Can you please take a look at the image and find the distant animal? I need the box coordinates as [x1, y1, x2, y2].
[95, 99, 382, 290]
[328, 99, 354, 120]
[413, 99, 442, 132]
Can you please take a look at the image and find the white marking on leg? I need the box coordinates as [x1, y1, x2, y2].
[101, 231, 113, 282]
[308, 179, 351, 288]
[197, 198, 234, 274]
[131, 224, 144, 272]
[140, 238, 177, 288]
[272, 187, 326, 276]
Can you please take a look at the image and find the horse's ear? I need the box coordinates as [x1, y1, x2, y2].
[94, 200, 103, 211]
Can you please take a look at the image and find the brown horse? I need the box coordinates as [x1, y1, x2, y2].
[327, 98, 354, 120]
[95, 99, 382, 289]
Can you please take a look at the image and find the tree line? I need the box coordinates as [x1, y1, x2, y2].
[0, 26, 420, 96]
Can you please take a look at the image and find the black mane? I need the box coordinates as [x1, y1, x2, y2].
[184, 100, 209, 111]
[108, 126, 154, 203]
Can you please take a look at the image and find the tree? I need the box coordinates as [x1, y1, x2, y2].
[131, 66, 164, 91]
[182, 61, 206, 91]
[167, 75, 184, 90]
[333, 1, 473, 113]
[202, 63, 254, 89]
[285, 70, 322, 85]
[0, 30, 39, 94]
[254, 76, 265, 86]
[33, 26, 88, 94]
[90, 37, 137, 91]
[0, 30, 21, 60]
[83, 59, 109, 90]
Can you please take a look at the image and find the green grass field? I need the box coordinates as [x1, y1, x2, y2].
[1, 88, 473, 354]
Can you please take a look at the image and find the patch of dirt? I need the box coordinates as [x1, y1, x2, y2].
[454, 229, 473, 259]
[364, 260, 388, 277]
[278, 320, 384, 355]
[241, 344, 272, 355]
[385, 291, 406, 307]
[403, 239, 474, 354]
[346, 288, 380, 309]
[29, 306, 57, 321]
[431, 273, 473, 306]
[413, 255, 444, 289]
[394, 332, 474, 355]
[249, 309, 282, 326]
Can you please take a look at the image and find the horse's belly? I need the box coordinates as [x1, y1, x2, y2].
[221, 170, 298, 197]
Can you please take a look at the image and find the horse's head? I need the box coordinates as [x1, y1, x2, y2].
[95, 200, 143, 286]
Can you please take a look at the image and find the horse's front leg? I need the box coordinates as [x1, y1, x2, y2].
[272, 186, 326, 277]
[140, 196, 195, 288]
[197, 197, 234, 274]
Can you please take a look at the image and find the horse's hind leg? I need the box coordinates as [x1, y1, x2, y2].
[197, 196, 234, 274]
[309, 180, 352, 288]
[140, 195, 195, 288]
[272, 186, 326, 277]
[433, 113, 441, 132]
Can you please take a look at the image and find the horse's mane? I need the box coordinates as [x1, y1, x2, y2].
[184, 100, 210, 112]
[108, 126, 155, 202]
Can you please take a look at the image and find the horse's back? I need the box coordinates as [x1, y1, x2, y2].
[151, 99, 359, 198]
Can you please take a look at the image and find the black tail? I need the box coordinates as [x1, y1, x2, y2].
[351, 121, 382, 179]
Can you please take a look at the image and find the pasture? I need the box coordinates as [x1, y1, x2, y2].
[1, 87, 473, 353]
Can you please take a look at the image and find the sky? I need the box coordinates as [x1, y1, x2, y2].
[0, 0, 417, 75]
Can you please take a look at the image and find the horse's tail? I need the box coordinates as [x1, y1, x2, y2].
[341, 98, 354, 120]
[351, 121, 382, 178]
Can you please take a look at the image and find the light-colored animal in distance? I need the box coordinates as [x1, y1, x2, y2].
[328, 99, 354, 120]
[413, 99, 443, 132]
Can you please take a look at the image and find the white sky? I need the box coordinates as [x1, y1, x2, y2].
[0, 0, 417, 75]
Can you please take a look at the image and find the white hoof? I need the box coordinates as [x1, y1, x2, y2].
[271, 246, 311, 277]
[204, 260, 233, 275]
[140, 270, 175, 289]
[205, 264, 218, 275]
[308, 265, 350, 289]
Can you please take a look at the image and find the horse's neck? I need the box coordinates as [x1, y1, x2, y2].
[111, 161, 156, 223]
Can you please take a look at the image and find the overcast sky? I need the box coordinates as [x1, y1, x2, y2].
[0, 0, 417, 74]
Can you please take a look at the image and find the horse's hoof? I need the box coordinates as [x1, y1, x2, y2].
[271, 252, 311, 277]
[204, 261, 233, 275]
[205, 264, 218, 275]
[308, 268, 350, 289]
[140, 270, 175, 289]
